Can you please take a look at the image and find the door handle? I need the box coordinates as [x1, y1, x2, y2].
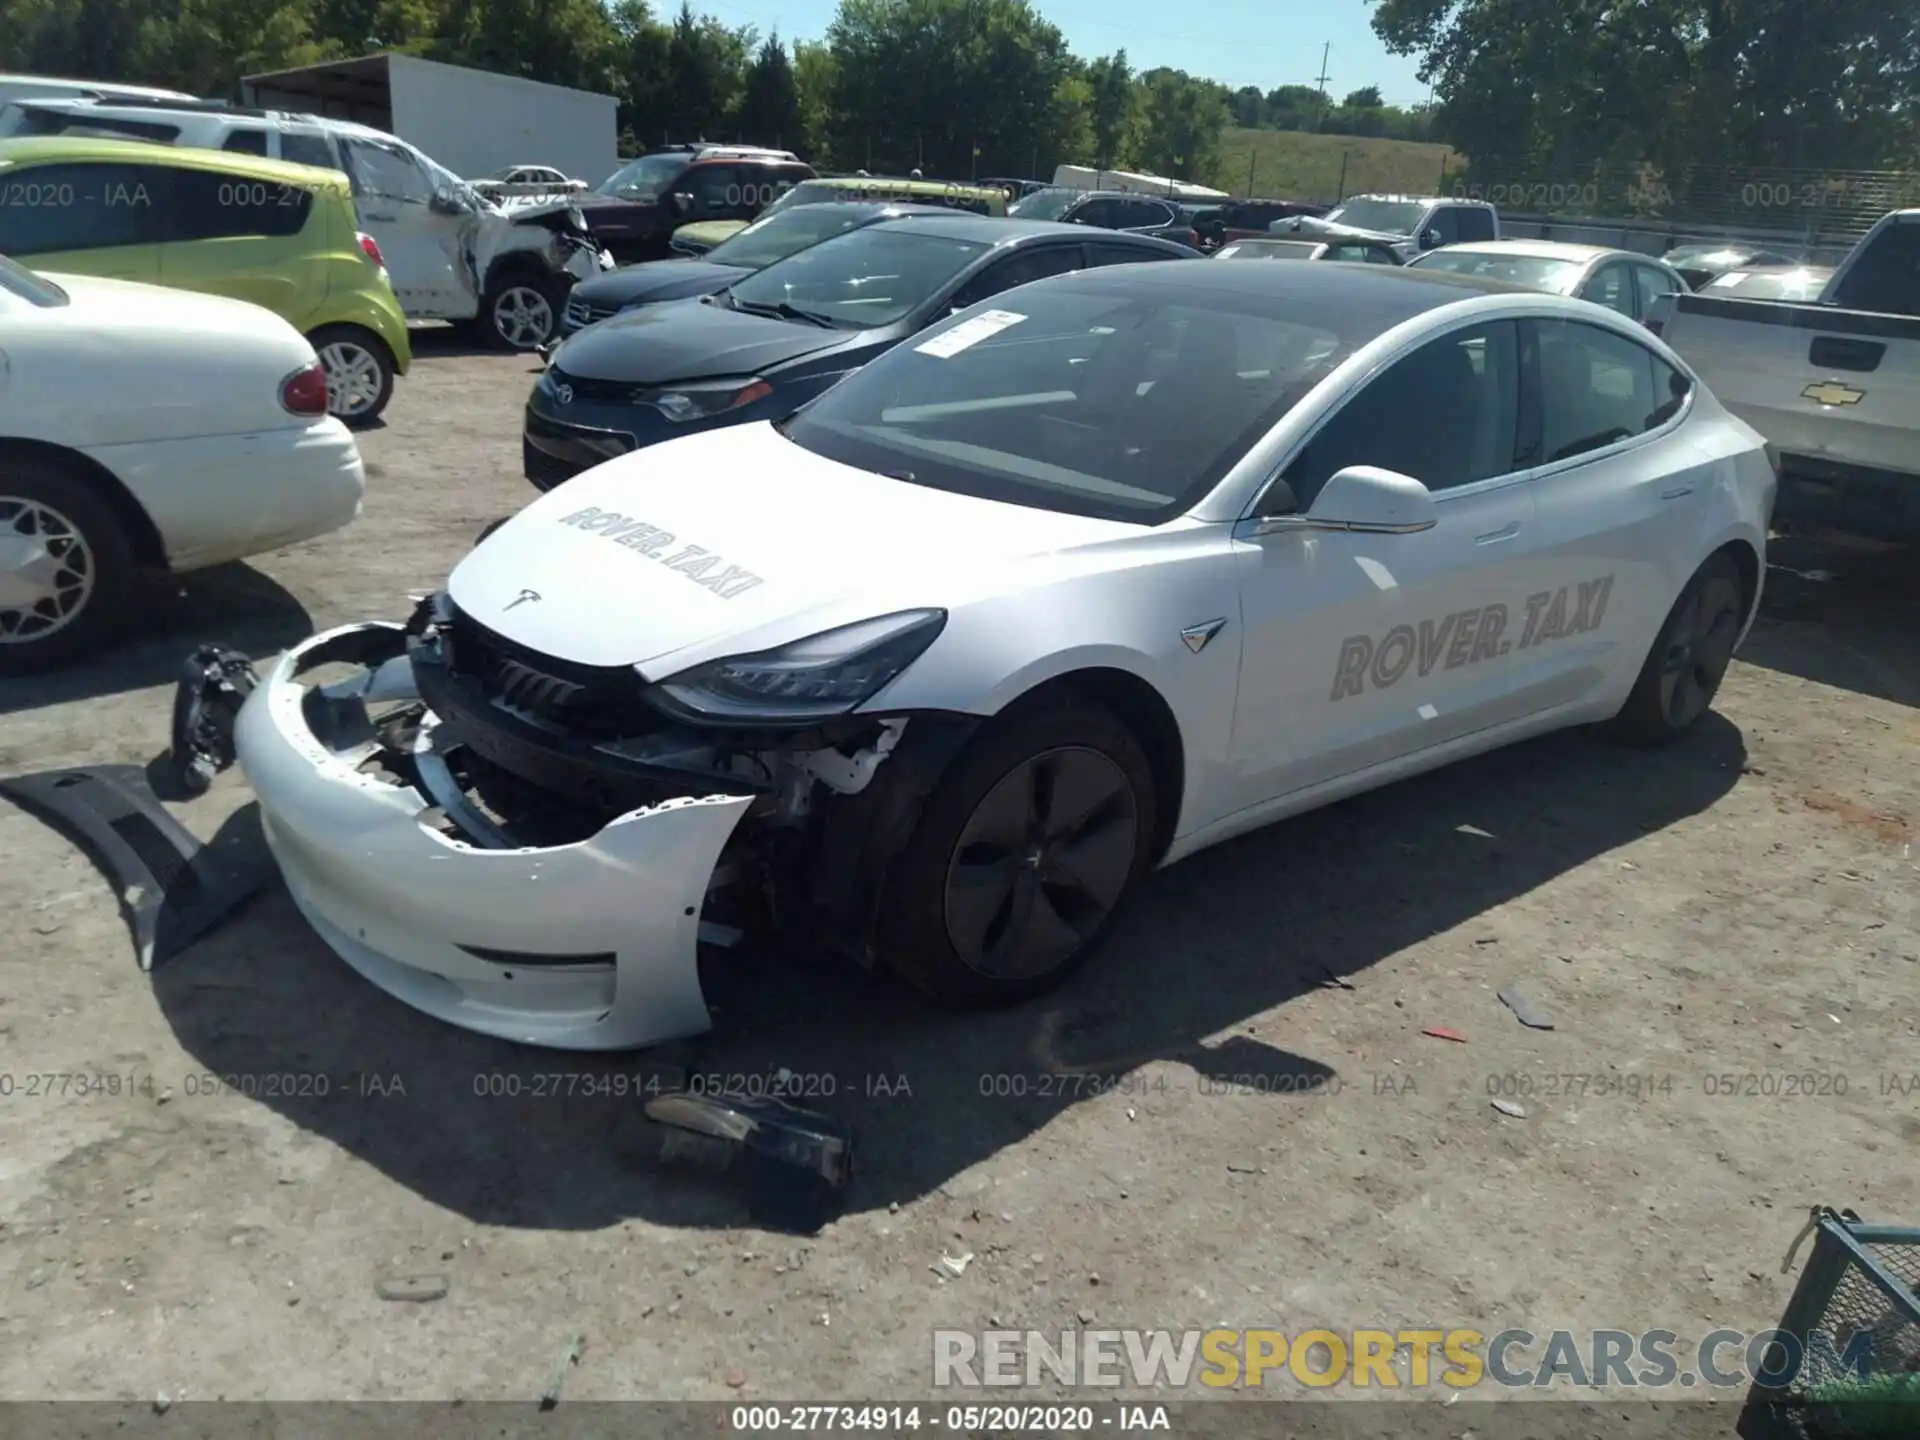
[1661, 484, 1694, 500]
[1474, 521, 1521, 544]
[1809, 335, 1884, 373]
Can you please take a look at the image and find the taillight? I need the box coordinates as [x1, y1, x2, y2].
[357, 231, 384, 268]
[281, 360, 330, 416]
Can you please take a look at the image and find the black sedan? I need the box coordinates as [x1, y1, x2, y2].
[559, 201, 952, 337]
[524, 216, 1195, 490]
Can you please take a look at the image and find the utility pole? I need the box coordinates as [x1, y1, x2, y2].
[1313, 42, 1332, 132]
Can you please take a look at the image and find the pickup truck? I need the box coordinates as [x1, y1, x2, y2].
[1270, 194, 1500, 261]
[1651, 209, 1920, 540]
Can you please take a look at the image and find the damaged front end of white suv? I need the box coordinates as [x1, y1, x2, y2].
[234, 597, 976, 1051]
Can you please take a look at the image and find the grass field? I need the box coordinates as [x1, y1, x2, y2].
[1207, 127, 1464, 202]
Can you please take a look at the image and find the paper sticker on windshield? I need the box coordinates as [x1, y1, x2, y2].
[916, 309, 1026, 358]
[1710, 271, 1749, 287]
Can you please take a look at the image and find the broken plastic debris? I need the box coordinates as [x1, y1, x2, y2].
[1492, 1099, 1527, 1119]
[375, 1273, 449, 1302]
[934, 1251, 974, 1278]
[539, 1333, 585, 1410]
[1498, 984, 1555, 1030]
[168, 645, 260, 795]
[1422, 1027, 1468, 1043]
[643, 1089, 852, 1235]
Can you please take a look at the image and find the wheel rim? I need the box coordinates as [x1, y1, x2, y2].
[319, 341, 383, 417]
[0, 497, 95, 644]
[942, 745, 1139, 981]
[494, 287, 553, 348]
[1657, 577, 1741, 728]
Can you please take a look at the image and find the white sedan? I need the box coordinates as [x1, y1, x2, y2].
[237, 261, 1774, 1050]
[0, 259, 365, 671]
[1406, 239, 1689, 329]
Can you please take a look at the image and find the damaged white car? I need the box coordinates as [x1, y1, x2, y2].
[236, 261, 1773, 1051]
[0, 97, 612, 349]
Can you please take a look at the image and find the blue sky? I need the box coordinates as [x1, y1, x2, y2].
[689, 0, 1434, 109]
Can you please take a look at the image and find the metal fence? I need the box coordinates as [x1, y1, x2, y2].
[1453, 158, 1920, 253]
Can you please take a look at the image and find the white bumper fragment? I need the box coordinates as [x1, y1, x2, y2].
[235, 622, 752, 1051]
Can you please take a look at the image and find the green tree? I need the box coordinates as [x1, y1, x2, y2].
[790, 39, 837, 161]
[735, 32, 799, 148]
[1261, 83, 1323, 132]
[661, 0, 750, 141]
[434, 0, 622, 94]
[1131, 66, 1228, 179]
[1230, 84, 1263, 128]
[1085, 50, 1137, 168]
[825, 0, 1077, 178]
[1341, 85, 1382, 109]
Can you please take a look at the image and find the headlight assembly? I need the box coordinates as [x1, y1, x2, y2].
[647, 609, 947, 724]
[647, 377, 773, 422]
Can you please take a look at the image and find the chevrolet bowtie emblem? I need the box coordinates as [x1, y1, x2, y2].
[1802, 380, 1864, 406]
[1181, 618, 1226, 654]
[504, 588, 541, 610]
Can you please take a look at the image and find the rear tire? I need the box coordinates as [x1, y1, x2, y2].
[876, 700, 1157, 1007]
[0, 459, 139, 675]
[1609, 551, 1745, 746]
[482, 271, 563, 351]
[309, 325, 395, 427]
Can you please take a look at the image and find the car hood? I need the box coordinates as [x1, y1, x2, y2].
[548, 298, 852, 383]
[1279, 215, 1407, 244]
[447, 422, 1144, 672]
[571, 260, 750, 308]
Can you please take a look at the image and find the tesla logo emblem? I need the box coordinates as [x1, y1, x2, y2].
[505, 588, 541, 611]
[554, 383, 574, 404]
[1181, 618, 1226, 654]
[1802, 380, 1863, 406]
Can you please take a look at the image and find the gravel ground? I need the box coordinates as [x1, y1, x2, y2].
[1, 332, 1915, 1417]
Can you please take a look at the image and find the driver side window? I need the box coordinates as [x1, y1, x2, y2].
[949, 246, 1086, 309]
[1282, 320, 1522, 506]
[344, 140, 431, 204]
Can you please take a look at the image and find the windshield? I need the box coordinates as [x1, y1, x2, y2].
[596, 154, 685, 200]
[780, 275, 1369, 524]
[1215, 241, 1322, 260]
[1409, 250, 1585, 292]
[1009, 188, 1079, 221]
[0, 254, 68, 306]
[707, 207, 885, 270]
[1322, 199, 1427, 234]
[727, 226, 989, 329]
[756, 180, 848, 219]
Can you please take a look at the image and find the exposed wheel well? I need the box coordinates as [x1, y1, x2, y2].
[0, 438, 167, 571]
[1713, 538, 1761, 627]
[482, 254, 560, 296]
[1001, 668, 1186, 861]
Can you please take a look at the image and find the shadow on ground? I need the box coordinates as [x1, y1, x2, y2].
[149, 712, 1745, 1232]
[0, 563, 310, 716]
[408, 323, 544, 367]
[1742, 533, 1918, 708]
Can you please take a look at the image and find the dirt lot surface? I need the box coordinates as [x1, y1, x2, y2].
[1, 333, 1916, 1418]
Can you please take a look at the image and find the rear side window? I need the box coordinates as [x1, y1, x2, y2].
[1118, 199, 1174, 227]
[1529, 318, 1678, 463]
[280, 132, 338, 170]
[15, 112, 181, 143]
[222, 129, 269, 155]
[0, 162, 163, 255]
[1453, 206, 1496, 242]
[1584, 263, 1638, 317]
[166, 168, 316, 241]
[951, 244, 1086, 307]
[1828, 221, 1920, 316]
[1633, 264, 1678, 317]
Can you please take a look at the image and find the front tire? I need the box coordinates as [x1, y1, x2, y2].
[482, 272, 563, 351]
[309, 325, 395, 427]
[0, 459, 139, 675]
[877, 700, 1157, 1006]
[1610, 551, 1745, 746]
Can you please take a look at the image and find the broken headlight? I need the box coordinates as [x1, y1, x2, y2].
[648, 610, 946, 724]
[648, 377, 774, 423]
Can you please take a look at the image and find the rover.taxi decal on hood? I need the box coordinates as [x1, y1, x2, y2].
[556, 505, 765, 600]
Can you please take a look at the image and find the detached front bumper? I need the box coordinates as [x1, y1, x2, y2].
[234, 623, 752, 1051]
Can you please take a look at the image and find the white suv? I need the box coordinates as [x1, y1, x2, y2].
[1273, 193, 1501, 261]
[0, 97, 612, 348]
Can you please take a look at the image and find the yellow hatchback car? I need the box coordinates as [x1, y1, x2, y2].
[0, 136, 411, 424]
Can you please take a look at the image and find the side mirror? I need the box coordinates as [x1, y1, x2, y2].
[1420, 228, 1442, 249]
[1307, 466, 1437, 532]
[672, 191, 694, 213]
[429, 189, 467, 215]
